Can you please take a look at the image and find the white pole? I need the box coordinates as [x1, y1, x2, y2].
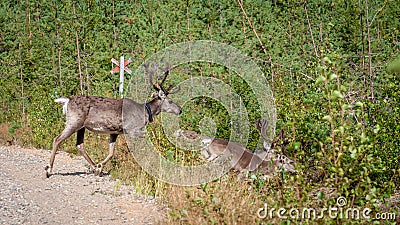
[119, 56, 124, 98]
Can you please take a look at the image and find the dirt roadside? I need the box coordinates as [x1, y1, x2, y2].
[0, 145, 166, 225]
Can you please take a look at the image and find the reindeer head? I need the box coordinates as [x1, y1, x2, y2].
[272, 151, 296, 174]
[143, 63, 182, 116]
[255, 118, 297, 174]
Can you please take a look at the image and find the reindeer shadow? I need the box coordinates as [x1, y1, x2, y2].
[55, 171, 88, 177]
[54, 171, 110, 177]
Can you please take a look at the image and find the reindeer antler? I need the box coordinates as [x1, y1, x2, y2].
[143, 62, 180, 95]
[167, 85, 180, 94]
[255, 118, 270, 141]
[143, 63, 160, 91]
[159, 63, 170, 90]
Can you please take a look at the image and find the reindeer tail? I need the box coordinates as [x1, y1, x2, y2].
[55, 97, 70, 114]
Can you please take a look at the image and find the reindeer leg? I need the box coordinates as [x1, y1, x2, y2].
[95, 134, 118, 176]
[75, 128, 96, 173]
[46, 127, 76, 178]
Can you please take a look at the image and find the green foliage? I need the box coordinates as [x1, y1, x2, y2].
[388, 55, 400, 73]
[0, 0, 399, 224]
[314, 55, 388, 205]
[8, 121, 21, 136]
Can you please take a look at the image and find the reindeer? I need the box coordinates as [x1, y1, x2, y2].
[45, 63, 182, 178]
[253, 118, 296, 177]
[174, 119, 296, 178]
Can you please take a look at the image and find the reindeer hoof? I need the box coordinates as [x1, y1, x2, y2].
[94, 164, 103, 176]
[94, 169, 103, 177]
[98, 171, 104, 177]
[87, 166, 95, 174]
[44, 165, 52, 178]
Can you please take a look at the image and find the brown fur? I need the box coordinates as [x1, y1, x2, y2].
[175, 129, 296, 178]
[46, 94, 182, 178]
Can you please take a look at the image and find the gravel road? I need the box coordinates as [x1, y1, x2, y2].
[0, 145, 166, 225]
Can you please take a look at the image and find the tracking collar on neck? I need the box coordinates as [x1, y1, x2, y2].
[144, 103, 153, 122]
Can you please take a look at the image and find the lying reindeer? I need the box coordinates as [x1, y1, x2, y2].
[174, 119, 296, 178]
[46, 63, 182, 177]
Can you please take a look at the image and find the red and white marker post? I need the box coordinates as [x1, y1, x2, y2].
[110, 56, 132, 97]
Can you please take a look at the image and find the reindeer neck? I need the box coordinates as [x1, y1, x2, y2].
[145, 98, 163, 119]
[144, 103, 153, 123]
